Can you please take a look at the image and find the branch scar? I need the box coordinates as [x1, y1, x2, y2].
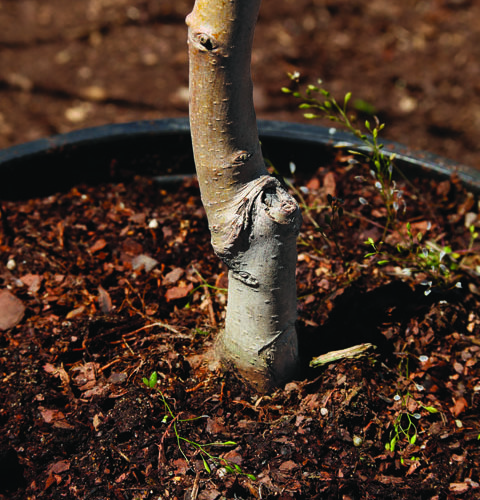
[190, 31, 219, 52]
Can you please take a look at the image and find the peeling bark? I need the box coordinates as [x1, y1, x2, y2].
[187, 0, 302, 391]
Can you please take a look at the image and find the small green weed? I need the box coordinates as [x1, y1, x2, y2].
[142, 372, 256, 480]
[193, 327, 211, 336]
[283, 74, 478, 292]
[184, 268, 227, 311]
[468, 224, 479, 250]
[282, 78, 475, 463]
[283, 74, 402, 239]
[189, 270, 228, 296]
[365, 221, 464, 293]
[385, 356, 440, 459]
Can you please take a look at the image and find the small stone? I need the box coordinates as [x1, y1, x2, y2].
[141, 52, 158, 66]
[127, 6, 140, 20]
[353, 435, 363, 447]
[398, 95, 417, 113]
[7, 73, 33, 92]
[65, 103, 92, 123]
[55, 49, 71, 64]
[81, 85, 107, 101]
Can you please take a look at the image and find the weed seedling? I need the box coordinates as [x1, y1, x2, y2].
[468, 224, 479, 251]
[385, 356, 440, 460]
[283, 75, 403, 241]
[284, 76, 478, 292]
[142, 372, 256, 480]
[366, 221, 464, 292]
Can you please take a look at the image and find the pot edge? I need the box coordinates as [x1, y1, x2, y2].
[0, 118, 478, 194]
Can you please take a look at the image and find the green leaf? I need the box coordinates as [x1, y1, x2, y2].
[221, 441, 237, 446]
[304, 113, 317, 120]
[354, 98, 377, 115]
[202, 456, 211, 474]
[377, 260, 389, 265]
[224, 465, 235, 474]
[389, 436, 397, 452]
[423, 406, 439, 414]
[406, 222, 412, 238]
[281, 87, 291, 93]
[149, 371, 158, 388]
[344, 92, 352, 106]
[410, 434, 417, 445]
[246, 473, 257, 481]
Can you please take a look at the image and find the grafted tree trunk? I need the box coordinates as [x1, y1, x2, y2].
[187, 0, 302, 391]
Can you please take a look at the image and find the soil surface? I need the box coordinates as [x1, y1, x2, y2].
[1, 138, 480, 499]
[1, 1, 480, 500]
[1, 0, 480, 169]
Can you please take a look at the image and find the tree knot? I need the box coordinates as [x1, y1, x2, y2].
[209, 175, 300, 280]
[231, 270, 259, 287]
[190, 31, 219, 52]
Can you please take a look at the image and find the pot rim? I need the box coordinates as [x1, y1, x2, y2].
[1, 118, 478, 192]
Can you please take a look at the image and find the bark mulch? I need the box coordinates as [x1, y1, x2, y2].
[1, 145, 479, 499]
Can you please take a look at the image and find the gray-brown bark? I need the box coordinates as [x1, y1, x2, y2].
[187, 0, 302, 391]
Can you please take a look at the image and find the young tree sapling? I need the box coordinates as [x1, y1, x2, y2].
[186, 0, 302, 391]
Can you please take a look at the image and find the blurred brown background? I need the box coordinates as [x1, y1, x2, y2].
[1, 0, 479, 168]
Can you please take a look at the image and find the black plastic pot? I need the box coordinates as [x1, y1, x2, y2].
[1, 118, 479, 200]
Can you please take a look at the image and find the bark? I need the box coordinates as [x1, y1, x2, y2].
[187, 0, 302, 391]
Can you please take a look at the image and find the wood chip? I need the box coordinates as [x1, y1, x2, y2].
[0, 289, 25, 330]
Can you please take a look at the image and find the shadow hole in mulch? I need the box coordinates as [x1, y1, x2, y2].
[297, 280, 458, 380]
[0, 448, 27, 494]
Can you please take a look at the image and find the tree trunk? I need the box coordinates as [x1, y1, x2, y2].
[186, 0, 302, 392]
